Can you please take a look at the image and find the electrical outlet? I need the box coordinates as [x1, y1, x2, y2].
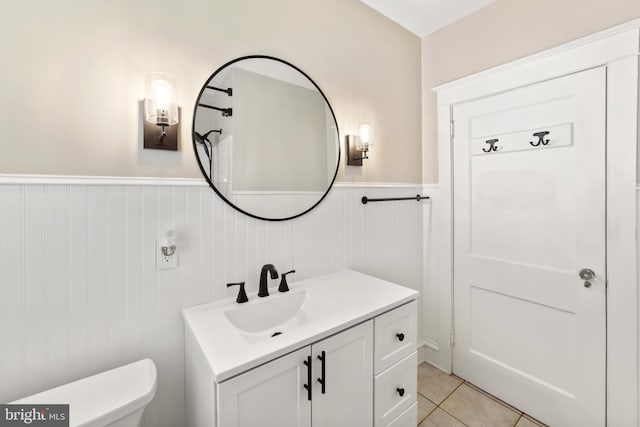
[157, 240, 178, 270]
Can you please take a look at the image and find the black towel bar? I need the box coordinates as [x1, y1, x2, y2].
[361, 195, 429, 204]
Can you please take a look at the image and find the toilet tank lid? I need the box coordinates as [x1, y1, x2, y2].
[11, 359, 157, 427]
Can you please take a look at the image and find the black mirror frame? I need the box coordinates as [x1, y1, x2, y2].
[192, 55, 341, 222]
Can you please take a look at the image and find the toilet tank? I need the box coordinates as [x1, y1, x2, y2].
[11, 359, 157, 427]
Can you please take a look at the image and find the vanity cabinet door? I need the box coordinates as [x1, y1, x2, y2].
[217, 346, 312, 427]
[312, 320, 374, 427]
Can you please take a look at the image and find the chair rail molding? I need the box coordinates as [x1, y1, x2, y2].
[0, 174, 429, 190]
[0, 174, 209, 187]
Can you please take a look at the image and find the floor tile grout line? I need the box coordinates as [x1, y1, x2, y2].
[513, 414, 523, 427]
[438, 379, 464, 406]
[417, 390, 437, 405]
[416, 363, 465, 426]
[436, 404, 470, 427]
[418, 404, 469, 427]
[433, 381, 469, 427]
[416, 392, 438, 424]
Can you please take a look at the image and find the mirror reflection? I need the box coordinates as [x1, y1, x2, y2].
[193, 56, 340, 220]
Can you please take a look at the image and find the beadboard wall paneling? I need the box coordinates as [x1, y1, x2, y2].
[0, 182, 429, 427]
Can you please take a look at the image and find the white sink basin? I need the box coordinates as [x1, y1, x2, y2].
[182, 270, 419, 382]
[223, 290, 308, 342]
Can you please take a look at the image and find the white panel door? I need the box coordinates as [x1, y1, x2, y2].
[312, 320, 374, 427]
[217, 346, 312, 427]
[453, 67, 606, 427]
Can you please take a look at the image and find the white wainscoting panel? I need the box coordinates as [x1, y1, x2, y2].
[0, 180, 428, 427]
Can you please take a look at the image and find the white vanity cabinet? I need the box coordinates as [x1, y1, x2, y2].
[183, 270, 419, 427]
[218, 321, 373, 427]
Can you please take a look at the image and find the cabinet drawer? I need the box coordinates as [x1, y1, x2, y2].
[387, 402, 417, 427]
[374, 300, 417, 373]
[374, 351, 417, 427]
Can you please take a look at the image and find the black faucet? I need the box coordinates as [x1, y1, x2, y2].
[258, 264, 279, 297]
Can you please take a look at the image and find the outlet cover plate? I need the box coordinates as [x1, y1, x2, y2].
[156, 240, 178, 270]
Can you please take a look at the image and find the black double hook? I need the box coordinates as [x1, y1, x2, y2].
[530, 131, 550, 147]
[482, 139, 499, 153]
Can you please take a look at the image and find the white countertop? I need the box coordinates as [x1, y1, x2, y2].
[182, 269, 418, 382]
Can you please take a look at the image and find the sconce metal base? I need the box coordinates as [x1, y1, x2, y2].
[346, 135, 362, 166]
[144, 121, 178, 151]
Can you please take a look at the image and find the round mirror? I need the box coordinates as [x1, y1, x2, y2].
[192, 55, 340, 221]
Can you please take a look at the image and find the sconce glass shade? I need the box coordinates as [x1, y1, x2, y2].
[358, 122, 373, 150]
[144, 73, 179, 126]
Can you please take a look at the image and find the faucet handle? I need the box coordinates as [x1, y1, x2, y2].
[227, 282, 249, 304]
[278, 270, 296, 293]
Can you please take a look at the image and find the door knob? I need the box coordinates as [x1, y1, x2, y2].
[579, 268, 596, 288]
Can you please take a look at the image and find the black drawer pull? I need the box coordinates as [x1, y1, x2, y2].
[303, 356, 312, 401]
[317, 351, 326, 394]
[396, 333, 405, 342]
[396, 387, 405, 397]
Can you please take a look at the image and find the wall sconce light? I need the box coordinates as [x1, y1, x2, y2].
[144, 73, 179, 151]
[157, 230, 178, 270]
[346, 122, 373, 166]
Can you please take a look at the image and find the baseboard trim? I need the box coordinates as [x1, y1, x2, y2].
[422, 338, 440, 352]
[418, 338, 442, 366]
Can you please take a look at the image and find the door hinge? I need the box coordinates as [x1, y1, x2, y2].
[450, 120, 454, 140]
[449, 329, 455, 348]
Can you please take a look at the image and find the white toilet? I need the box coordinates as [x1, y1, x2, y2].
[11, 359, 157, 427]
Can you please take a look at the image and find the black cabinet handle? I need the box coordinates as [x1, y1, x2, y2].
[396, 333, 405, 342]
[303, 356, 312, 401]
[396, 387, 405, 397]
[317, 351, 326, 394]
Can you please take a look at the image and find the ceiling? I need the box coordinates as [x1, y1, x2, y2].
[360, 0, 496, 38]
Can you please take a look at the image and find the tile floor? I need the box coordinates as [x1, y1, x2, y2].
[416, 362, 547, 427]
